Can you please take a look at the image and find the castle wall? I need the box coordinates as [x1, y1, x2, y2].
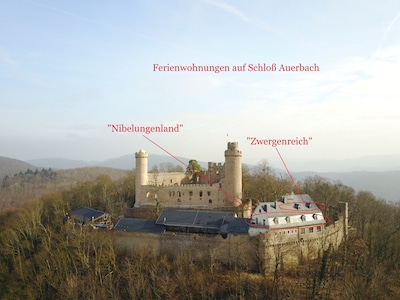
[136, 183, 234, 210]
[147, 172, 188, 186]
[131, 144, 348, 273]
[117, 201, 348, 274]
[114, 214, 347, 275]
[114, 231, 259, 271]
[134, 142, 243, 210]
[260, 212, 347, 273]
[207, 162, 225, 184]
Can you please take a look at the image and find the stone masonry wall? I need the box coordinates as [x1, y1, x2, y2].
[114, 231, 260, 271]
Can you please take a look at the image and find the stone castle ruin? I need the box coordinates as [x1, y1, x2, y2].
[113, 142, 348, 273]
[134, 142, 250, 216]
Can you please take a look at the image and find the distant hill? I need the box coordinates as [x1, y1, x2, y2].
[26, 154, 206, 171]
[56, 167, 128, 186]
[22, 154, 400, 203]
[0, 156, 37, 178]
[26, 157, 94, 169]
[288, 154, 400, 172]
[290, 170, 400, 203]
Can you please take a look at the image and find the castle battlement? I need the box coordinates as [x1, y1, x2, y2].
[135, 142, 244, 214]
[120, 142, 349, 275]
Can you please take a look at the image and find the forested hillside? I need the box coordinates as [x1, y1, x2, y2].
[0, 167, 128, 211]
[0, 156, 37, 178]
[0, 163, 399, 299]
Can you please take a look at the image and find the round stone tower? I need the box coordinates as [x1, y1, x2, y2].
[135, 149, 148, 207]
[224, 142, 242, 207]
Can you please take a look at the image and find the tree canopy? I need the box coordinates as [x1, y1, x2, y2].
[187, 159, 202, 173]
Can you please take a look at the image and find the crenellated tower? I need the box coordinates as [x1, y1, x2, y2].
[224, 142, 242, 207]
[135, 149, 148, 207]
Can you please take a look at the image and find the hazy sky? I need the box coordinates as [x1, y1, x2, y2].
[1, 0, 400, 171]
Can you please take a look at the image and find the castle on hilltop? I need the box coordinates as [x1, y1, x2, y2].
[134, 142, 251, 216]
[111, 142, 348, 273]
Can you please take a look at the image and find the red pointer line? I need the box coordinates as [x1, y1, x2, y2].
[276, 148, 329, 225]
[142, 135, 248, 210]
[275, 147, 305, 203]
[142, 135, 191, 172]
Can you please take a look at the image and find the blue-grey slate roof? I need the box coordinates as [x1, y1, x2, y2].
[155, 209, 236, 230]
[70, 206, 105, 222]
[113, 210, 249, 235]
[220, 218, 249, 234]
[113, 218, 165, 234]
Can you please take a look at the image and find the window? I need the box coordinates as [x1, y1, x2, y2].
[285, 216, 290, 223]
[189, 191, 193, 196]
[209, 199, 212, 204]
[207, 191, 211, 196]
[309, 227, 314, 233]
[317, 226, 322, 232]
[300, 228, 305, 234]
[178, 191, 181, 197]
[199, 191, 203, 197]
[301, 215, 306, 221]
